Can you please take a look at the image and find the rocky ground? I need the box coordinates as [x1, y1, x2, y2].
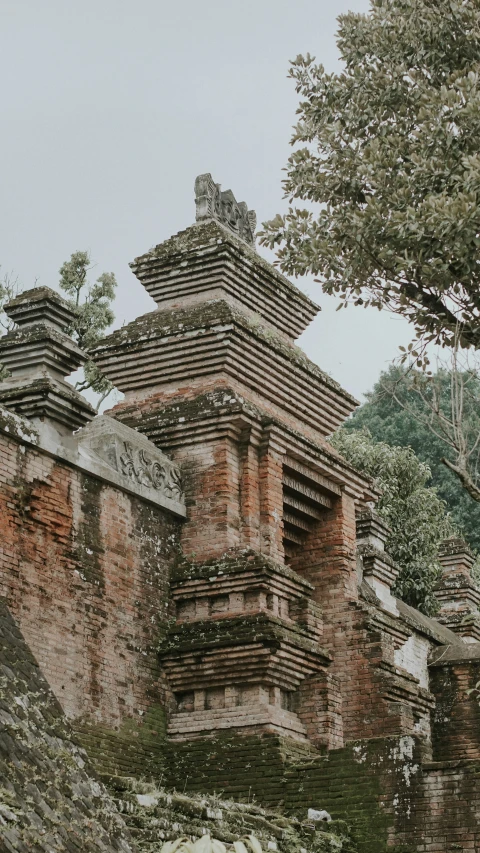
[103, 775, 357, 853]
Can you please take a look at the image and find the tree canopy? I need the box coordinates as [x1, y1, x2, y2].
[260, 0, 480, 352]
[345, 364, 480, 551]
[331, 427, 453, 614]
[59, 251, 117, 405]
[0, 269, 20, 380]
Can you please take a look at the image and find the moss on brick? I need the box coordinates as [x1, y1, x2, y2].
[165, 734, 430, 853]
[284, 742, 392, 853]
[160, 611, 328, 658]
[74, 704, 169, 779]
[0, 598, 135, 853]
[132, 218, 317, 311]
[171, 549, 314, 591]
[93, 297, 354, 405]
[165, 731, 318, 802]
[0, 403, 39, 444]
[73, 474, 106, 590]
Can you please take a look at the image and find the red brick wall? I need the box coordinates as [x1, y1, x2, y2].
[430, 659, 480, 761]
[173, 436, 243, 560]
[167, 429, 286, 563]
[290, 494, 419, 743]
[0, 431, 181, 771]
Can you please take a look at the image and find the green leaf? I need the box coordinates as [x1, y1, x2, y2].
[259, 0, 480, 351]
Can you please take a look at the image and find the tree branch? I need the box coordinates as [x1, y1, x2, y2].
[441, 456, 480, 503]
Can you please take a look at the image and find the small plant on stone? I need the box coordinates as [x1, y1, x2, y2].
[160, 834, 263, 853]
[58, 250, 117, 409]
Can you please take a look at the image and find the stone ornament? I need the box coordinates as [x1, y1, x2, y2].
[119, 440, 183, 501]
[194, 173, 257, 246]
[77, 415, 185, 512]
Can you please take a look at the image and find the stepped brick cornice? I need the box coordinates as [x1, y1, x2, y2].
[0, 287, 95, 432]
[171, 551, 323, 646]
[160, 550, 331, 742]
[5, 285, 76, 332]
[0, 378, 94, 433]
[93, 299, 357, 439]
[129, 219, 319, 341]
[356, 508, 390, 551]
[0, 288, 87, 380]
[161, 613, 330, 674]
[109, 388, 378, 504]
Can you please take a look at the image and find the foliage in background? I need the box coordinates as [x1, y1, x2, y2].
[59, 251, 117, 408]
[260, 0, 480, 355]
[331, 428, 453, 614]
[345, 364, 480, 552]
[377, 348, 480, 504]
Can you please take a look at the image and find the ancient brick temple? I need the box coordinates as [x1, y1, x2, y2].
[2, 175, 480, 852]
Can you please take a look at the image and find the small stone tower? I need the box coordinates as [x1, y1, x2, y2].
[436, 538, 480, 642]
[0, 287, 95, 437]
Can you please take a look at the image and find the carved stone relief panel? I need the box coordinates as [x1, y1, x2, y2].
[76, 415, 185, 512]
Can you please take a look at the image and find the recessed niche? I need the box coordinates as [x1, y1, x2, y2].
[176, 599, 196, 621]
[245, 590, 258, 611]
[205, 687, 225, 709]
[280, 690, 296, 712]
[209, 595, 229, 615]
[176, 690, 194, 712]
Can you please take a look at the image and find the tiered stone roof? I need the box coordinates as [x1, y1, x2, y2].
[130, 219, 318, 339]
[93, 299, 356, 438]
[0, 287, 95, 432]
[93, 221, 358, 442]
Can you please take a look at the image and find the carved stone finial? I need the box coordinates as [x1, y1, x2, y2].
[194, 173, 257, 247]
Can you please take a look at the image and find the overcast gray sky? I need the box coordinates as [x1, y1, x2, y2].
[1, 0, 414, 402]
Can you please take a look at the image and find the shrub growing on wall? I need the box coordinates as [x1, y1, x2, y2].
[332, 427, 453, 614]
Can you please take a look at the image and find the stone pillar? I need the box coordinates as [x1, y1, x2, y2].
[287, 490, 362, 747]
[238, 424, 262, 552]
[297, 671, 343, 750]
[258, 426, 286, 563]
[436, 538, 480, 642]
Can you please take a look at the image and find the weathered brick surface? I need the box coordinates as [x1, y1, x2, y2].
[430, 657, 480, 762]
[168, 732, 480, 853]
[3, 214, 480, 852]
[0, 597, 135, 853]
[401, 762, 480, 852]
[0, 430, 181, 775]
